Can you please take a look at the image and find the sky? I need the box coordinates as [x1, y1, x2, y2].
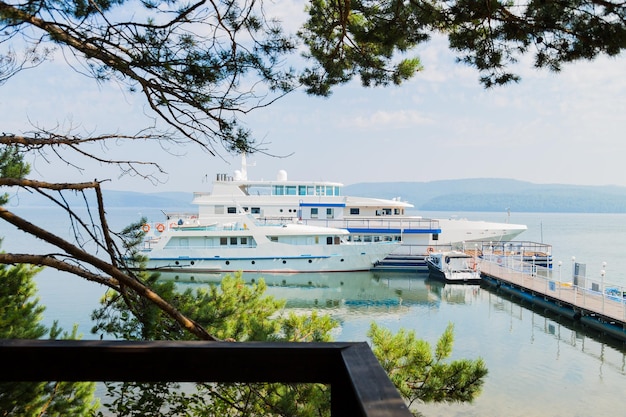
[2, 3, 626, 193]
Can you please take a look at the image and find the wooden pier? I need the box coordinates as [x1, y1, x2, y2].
[478, 257, 626, 343]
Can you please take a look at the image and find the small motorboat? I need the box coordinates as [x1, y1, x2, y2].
[426, 251, 481, 284]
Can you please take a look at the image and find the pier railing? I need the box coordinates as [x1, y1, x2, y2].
[479, 255, 626, 324]
[0, 340, 412, 417]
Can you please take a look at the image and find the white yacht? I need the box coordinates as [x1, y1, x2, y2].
[167, 155, 527, 270]
[139, 213, 399, 273]
[426, 251, 482, 284]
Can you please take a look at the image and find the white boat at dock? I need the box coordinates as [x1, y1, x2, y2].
[163, 155, 527, 270]
[426, 251, 482, 284]
[138, 213, 399, 273]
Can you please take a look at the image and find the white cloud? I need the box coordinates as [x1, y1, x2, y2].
[341, 110, 434, 129]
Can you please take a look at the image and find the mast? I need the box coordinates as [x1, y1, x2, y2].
[240, 153, 248, 181]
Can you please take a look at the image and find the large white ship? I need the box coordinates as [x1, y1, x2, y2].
[167, 155, 527, 270]
[139, 212, 399, 273]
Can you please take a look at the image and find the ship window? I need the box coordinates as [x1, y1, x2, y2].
[241, 237, 248, 245]
[316, 185, 324, 196]
[326, 186, 333, 196]
[220, 237, 227, 245]
[394, 208, 401, 215]
[307, 186, 314, 195]
[230, 237, 237, 245]
[350, 208, 360, 215]
[274, 185, 284, 195]
[311, 208, 318, 218]
[227, 207, 237, 214]
[383, 208, 392, 215]
[334, 236, 340, 245]
[298, 185, 306, 195]
[432, 233, 439, 241]
[286, 186, 297, 195]
[327, 208, 334, 219]
[326, 236, 332, 245]
[364, 236, 372, 242]
[269, 236, 278, 242]
[315, 236, 319, 244]
[251, 207, 261, 214]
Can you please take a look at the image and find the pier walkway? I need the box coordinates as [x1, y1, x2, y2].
[478, 255, 626, 342]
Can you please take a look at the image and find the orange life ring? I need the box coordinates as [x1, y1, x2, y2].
[156, 223, 165, 232]
[426, 247, 434, 253]
[142, 224, 150, 233]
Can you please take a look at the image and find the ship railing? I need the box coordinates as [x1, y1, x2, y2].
[301, 218, 440, 231]
[387, 243, 455, 256]
[0, 340, 413, 417]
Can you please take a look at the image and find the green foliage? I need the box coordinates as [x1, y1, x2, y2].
[279, 309, 337, 342]
[185, 275, 286, 341]
[90, 270, 488, 416]
[368, 322, 487, 411]
[118, 216, 149, 257]
[2, 1, 625, 154]
[91, 273, 287, 341]
[93, 272, 334, 416]
[1, 0, 300, 152]
[0, 262, 46, 339]
[91, 271, 180, 340]
[299, 0, 426, 95]
[0, 144, 30, 180]
[0, 144, 30, 205]
[300, 0, 626, 90]
[0, 254, 99, 417]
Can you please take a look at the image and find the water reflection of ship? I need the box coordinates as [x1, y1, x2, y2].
[157, 270, 482, 310]
[426, 279, 482, 305]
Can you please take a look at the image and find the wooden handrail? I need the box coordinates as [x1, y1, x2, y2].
[0, 340, 412, 417]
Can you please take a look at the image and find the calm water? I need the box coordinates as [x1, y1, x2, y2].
[2, 207, 626, 416]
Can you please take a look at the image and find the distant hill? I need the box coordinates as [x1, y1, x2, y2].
[3, 189, 195, 211]
[5, 179, 626, 213]
[344, 179, 626, 213]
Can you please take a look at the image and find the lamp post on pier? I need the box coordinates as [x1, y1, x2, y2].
[572, 256, 577, 305]
[601, 262, 606, 313]
[558, 261, 563, 297]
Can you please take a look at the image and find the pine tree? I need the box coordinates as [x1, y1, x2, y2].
[91, 273, 487, 416]
[368, 322, 487, 414]
[0, 259, 100, 417]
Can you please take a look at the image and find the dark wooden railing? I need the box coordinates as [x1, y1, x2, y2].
[0, 339, 412, 417]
